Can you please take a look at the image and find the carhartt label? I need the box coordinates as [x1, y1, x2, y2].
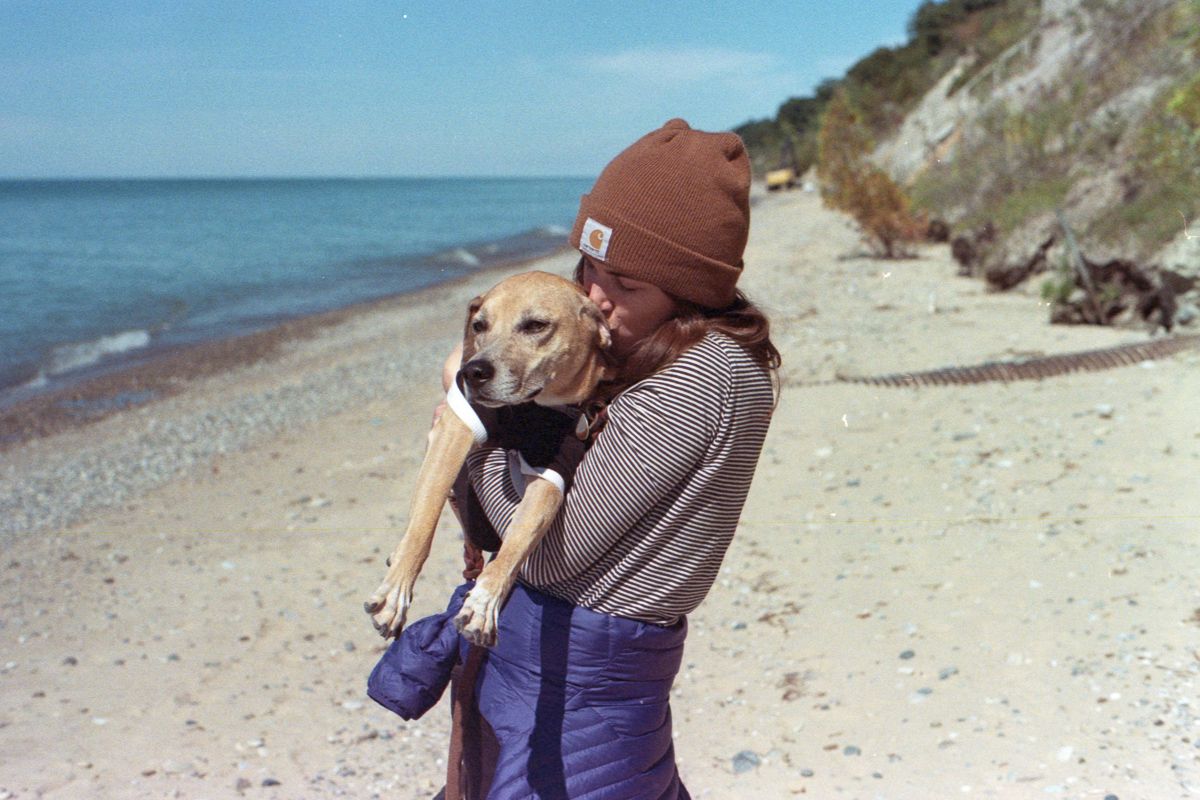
[580, 218, 612, 260]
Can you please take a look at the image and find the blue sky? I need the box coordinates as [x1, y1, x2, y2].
[1, 1, 923, 178]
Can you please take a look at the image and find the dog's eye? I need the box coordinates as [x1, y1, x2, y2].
[472, 319, 488, 334]
[519, 319, 550, 335]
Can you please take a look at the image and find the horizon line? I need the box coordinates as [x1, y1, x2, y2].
[0, 174, 597, 182]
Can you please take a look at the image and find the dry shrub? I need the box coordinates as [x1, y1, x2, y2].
[817, 92, 927, 257]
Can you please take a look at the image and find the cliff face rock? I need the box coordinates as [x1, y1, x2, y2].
[873, 57, 979, 186]
[874, 0, 1094, 184]
[875, 0, 1199, 325]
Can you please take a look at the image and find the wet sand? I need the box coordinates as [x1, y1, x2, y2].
[1, 189, 1198, 799]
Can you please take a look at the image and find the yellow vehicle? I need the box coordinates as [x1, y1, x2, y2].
[765, 167, 796, 191]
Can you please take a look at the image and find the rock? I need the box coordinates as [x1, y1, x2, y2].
[844, 745, 862, 756]
[732, 750, 761, 773]
[899, 650, 915, 660]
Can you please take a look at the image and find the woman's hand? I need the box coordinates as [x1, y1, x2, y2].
[462, 540, 484, 580]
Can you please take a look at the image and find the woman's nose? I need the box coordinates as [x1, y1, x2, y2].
[588, 282, 612, 312]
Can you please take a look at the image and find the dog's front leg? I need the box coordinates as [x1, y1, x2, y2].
[365, 410, 476, 638]
[454, 477, 563, 647]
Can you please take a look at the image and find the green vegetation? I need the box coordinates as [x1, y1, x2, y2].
[915, 0, 1200, 260]
[737, 0, 1200, 265]
[909, 96, 1077, 232]
[1091, 68, 1200, 256]
[734, 0, 1037, 177]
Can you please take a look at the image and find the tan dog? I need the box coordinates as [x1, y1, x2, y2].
[365, 271, 613, 646]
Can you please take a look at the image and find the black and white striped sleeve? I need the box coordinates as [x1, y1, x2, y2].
[465, 339, 729, 574]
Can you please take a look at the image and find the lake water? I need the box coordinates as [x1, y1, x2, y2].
[0, 177, 592, 407]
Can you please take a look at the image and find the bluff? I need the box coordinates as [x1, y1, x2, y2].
[738, 0, 1200, 329]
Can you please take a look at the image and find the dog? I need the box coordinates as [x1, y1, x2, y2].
[365, 271, 613, 646]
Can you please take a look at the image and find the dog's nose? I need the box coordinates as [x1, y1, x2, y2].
[462, 359, 494, 387]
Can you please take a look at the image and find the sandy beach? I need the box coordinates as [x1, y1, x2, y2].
[2, 188, 1198, 799]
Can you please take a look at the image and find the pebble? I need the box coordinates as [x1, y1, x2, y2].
[909, 687, 933, 704]
[732, 750, 761, 773]
[843, 745, 862, 756]
[899, 650, 915, 660]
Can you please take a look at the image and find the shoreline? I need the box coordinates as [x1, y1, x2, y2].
[0, 247, 575, 452]
[2, 189, 1198, 798]
[0, 176, 589, 419]
[0, 247, 579, 537]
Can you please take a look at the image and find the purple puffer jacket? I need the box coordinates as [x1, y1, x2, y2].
[367, 581, 691, 799]
[367, 581, 470, 720]
[476, 583, 691, 800]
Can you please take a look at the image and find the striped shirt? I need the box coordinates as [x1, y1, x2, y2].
[466, 330, 775, 626]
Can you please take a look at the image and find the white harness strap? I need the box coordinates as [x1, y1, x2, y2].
[448, 378, 567, 497]
[506, 451, 565, 497]
[445, 377, 489, 446]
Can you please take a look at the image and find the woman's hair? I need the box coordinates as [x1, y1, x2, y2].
[574, 258, 781, 400]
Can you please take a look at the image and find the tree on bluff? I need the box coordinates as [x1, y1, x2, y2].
[816, 91, 927, 259]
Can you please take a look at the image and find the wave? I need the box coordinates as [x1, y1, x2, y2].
[24, 329, 153, 388]
[433, 247, 482, 268]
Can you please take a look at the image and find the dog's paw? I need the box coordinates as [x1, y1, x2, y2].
[364, 581, 411, 639]
[453, 585, 500, 648]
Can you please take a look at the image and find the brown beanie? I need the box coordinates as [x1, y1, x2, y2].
[569, 118, 750, 309]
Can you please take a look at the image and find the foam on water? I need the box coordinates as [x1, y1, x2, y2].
[44, 329, 153, 378]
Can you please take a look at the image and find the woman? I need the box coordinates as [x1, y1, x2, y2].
[461, 118, 778, 799]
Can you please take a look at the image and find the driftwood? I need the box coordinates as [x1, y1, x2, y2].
[950, 222, 996, 277]
[1047, 211, 1192, 331]
[984, 232, 1055, 290]
[926, 218, 951, 243]
[951, 211, 1193, 331]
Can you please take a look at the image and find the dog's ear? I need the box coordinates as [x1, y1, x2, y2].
[462, 295, 484, 360]
[580, 301, 612, 351]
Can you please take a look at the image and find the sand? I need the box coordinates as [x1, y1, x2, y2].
[1, 188, 1198, 800]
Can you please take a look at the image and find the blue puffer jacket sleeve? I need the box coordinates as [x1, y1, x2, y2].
[366, 582, 471, 720]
